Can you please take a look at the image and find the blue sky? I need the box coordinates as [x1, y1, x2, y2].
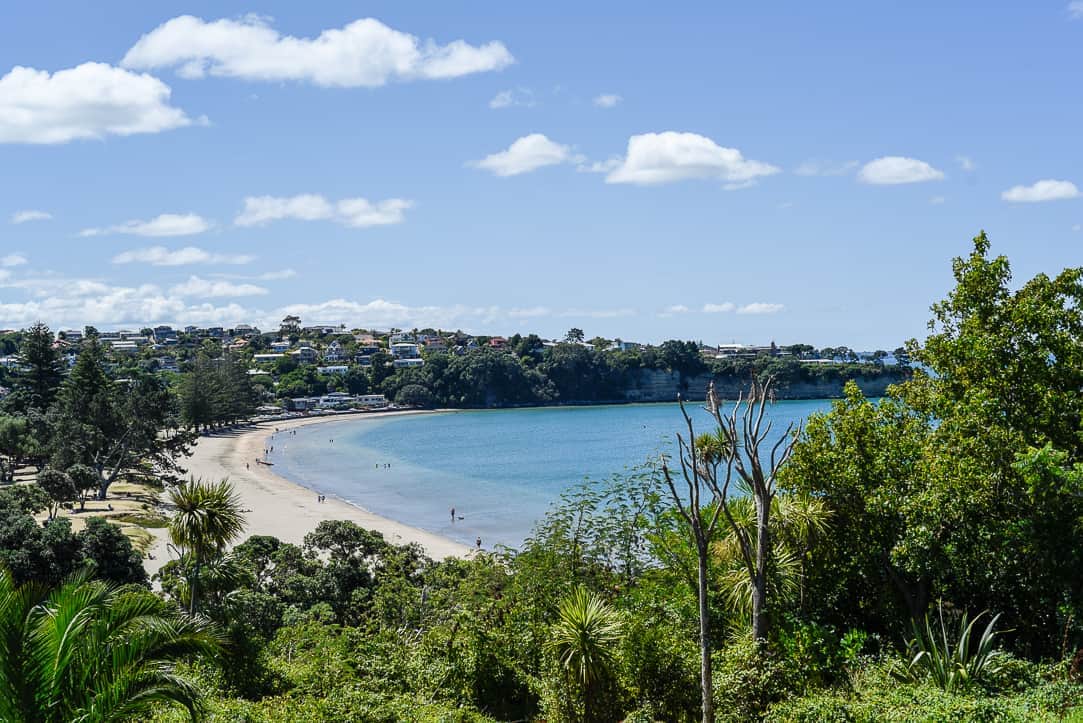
[1, 2, 1081, 348]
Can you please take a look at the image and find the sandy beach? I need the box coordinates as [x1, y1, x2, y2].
[145, 410, 471, 575]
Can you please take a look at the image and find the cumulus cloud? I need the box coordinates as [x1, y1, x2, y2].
[1000, 179, 1080, 203]
[736, 302, 784, 315]
[605, 132, 779, 186]
[122, 15, 513, 87]
[2, 254, 28, 267]
[858, 156, 944, 185]
[170, 276, 268, 298]
[11, 210, 52, 224]
[470, 134, 582, 176]
[593, 93, 621, 108]
[793, 159, 858, 177]
[81, 213, 212, 238]
[0, 275, 252, 329]
[0, 62, 193, 144]
[702, 302, 736, 313]
[930, 195, 946, 205]
[234, 194, 412, 227]
[489, 88, 534, 109]
[112, 245, 254, 266]
[1070, 1, 1083, 19]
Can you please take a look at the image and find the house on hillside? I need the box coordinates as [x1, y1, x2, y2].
[291, 346, 318, 364]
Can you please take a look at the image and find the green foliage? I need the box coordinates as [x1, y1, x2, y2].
[893, 608, 1006, 692]
[77, 516, 148, 586]
[764, 657, 1083, 722]
[0, 566, 223, 722]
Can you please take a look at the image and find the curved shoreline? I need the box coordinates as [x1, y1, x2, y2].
[145, 410, 471, 576]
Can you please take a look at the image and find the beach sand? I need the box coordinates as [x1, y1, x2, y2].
[145, 411, 471, 576]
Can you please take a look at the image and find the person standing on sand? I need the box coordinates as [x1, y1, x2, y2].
[450, 507, 455, 523]
[475, 536, 481, 550]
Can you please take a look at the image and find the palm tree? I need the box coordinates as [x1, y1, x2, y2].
[546, 586, 623, 722]
[168, 479, 246, 614]
[0, 566, 223, 722]
[712, 491, 830, 624]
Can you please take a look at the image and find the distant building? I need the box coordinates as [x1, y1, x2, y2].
[488, 336, 508, 350]
[291, 346, 318, 364]
[270, 340, 291, 353]
[253, 353, 285, 363]
[323, 340, 345, 362]
[390, 342, 420, 359]
[317, 365, 349, 375]
[392, 358, 425, 369]
[60, 329, 84, 342]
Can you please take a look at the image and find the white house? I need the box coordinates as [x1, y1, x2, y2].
[291, 346, 318, 364]
[393, 358, 425, 369]
[317, 365, 349, 375]
[390, 342, 420, 359]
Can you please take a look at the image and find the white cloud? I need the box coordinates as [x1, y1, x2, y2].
[956, 155, 976, 172]
[257, 268, 297, 280]
[858, 156, 944, 185]
[593, 93, 621, 108]
[930, 195, 946, 205]
[577, 157, 622, 174]
[1, 254, 28, 267]
[0, 275, 252, 329]
[658, 304, 690, 317]
[1069, 1, 1083, 19]
[122, 15, 513, 87]
[702, 302, 736, 313]
[507, 306, 551, 318]
[489, 88, 534, 109]
[1073, 224, 1081, 232]
[1000, 179, 1080, 203]
[606, 132, 779, 186]
[234, 194, 412, 227]
[470, 134, 582, 177]
[170, 276, 268, 298]
[557, 308, 635, 319]
[112, 245, 254, 266]
[0, 62, 193, 144]
[81, 213, 212, 238]
[11, 210, 51, 224]
[736, 302, 784, 315]
[793, 159, 858, 177]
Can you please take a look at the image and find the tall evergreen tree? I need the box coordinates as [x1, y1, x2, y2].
[48, 339, 193, 499]
[1, 322, 64, 415]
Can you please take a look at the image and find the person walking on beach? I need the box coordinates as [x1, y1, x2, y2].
[475, 536, 482, 550]
[450, 507, 455, 523]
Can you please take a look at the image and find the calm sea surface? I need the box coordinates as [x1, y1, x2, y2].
[266, 400, 832, 549]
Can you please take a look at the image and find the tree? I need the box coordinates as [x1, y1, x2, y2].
[545, 586, 623, 723]
[280, 315, 301, 335]
[0, 415, 29, 482]
[48, 339, 192, 499]
[35, 468, 77, 520]
[1, 322, 63, 415]
[661, 378, 797, 723]
[77, 517, 148, 586]
[168, 478, 247, 614]
[395, 383, 435, 408]
[0, 567, 222, 722]
[565, 328, 585, 343]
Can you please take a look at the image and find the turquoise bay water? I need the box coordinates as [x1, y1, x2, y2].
[266, 401, 831, 550]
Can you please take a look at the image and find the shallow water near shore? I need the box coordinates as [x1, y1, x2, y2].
[266, 400, 831, 550]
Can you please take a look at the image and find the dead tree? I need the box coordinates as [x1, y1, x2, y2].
[661, 376, 798, 723]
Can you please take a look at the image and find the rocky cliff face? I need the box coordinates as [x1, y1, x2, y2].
[623, 368, 903, 402]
